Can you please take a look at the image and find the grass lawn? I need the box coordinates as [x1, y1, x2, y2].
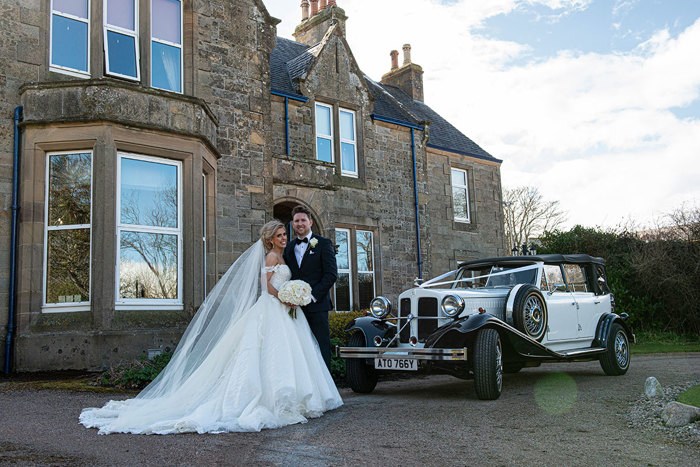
[631, 331, 700, 354]
[678, 385, 700, 408]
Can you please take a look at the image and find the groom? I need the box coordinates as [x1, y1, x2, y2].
[283, 205, 337, 370]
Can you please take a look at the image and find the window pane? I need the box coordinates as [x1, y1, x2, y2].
[120, 231, 178, 299]
[544, 265, 564, 287]
[335, 273, 350, 311]
[151, 41, 181, 92]
[356, 231, 373, 272]
[316, 138, 332, 163]
[51, 15, 88, 71]
[121, 158, 178, 227]
[106, 31, 137, 77]
[54, 0, 88, 18]
[107, 0, 135, 30]
[341, 142, 356, 173]
[339, 110, 354, 141]
[152, 0, 181, 44]
[452, 187, 467, 219]
[335, 230, 349, 270]
[48, 153, 91, 226]
[358, 273, 374, 310]
[315, 105, 331, 136]
[46, 229, 90, 303]
[451, 168, 466, 186]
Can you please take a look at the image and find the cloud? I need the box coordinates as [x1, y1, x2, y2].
[264, 0, 700, 228]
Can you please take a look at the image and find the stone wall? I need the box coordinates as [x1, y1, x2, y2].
[0, 0, 46, 368]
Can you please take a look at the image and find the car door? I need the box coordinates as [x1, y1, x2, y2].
[541, 264, 579, 342]
[562, 264, 599, 340]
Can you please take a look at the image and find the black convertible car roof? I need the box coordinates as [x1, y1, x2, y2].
[458, 254, 605, 269]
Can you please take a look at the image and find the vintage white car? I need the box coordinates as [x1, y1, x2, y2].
[339, 254, 634, 400]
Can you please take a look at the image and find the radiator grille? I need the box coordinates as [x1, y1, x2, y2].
[417, 297, 438, 341]
[399, 298, 411, 343]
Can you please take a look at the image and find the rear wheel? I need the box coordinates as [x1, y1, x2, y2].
[473, 328, 503, 400]
[346, 332, 378, 393]
[599, 323, 630, 376]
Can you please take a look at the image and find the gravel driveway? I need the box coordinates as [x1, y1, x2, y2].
[1, 353, 698, 466]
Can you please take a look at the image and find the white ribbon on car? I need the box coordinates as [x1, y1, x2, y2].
[420, 263, 542, 288]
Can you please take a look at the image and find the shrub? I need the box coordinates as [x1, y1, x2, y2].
[329, 310, 365, 381]
[98, 353, 172, 390]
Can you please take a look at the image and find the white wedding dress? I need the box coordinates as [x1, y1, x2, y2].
[80, 251, 342, 434]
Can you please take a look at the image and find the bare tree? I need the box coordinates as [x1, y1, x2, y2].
[502, 186, 567, 251]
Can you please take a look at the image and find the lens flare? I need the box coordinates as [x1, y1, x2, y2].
[534, 372, 577, 415]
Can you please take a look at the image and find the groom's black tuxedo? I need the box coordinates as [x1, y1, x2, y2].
[284, 233, 337, 369]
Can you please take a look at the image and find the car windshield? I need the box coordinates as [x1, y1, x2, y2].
[453, 264, 538, 289]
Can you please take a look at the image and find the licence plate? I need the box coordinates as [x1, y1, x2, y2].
[374, 357, 417, 371]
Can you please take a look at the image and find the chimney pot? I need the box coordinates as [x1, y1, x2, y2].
[328, 0, 337, 6]
[403, 44, 412, 65]
[310, 0, 318, 16]
[390, 50, 399, 70]
[320, 0, 327, 9]
[301, 0, 309, 20]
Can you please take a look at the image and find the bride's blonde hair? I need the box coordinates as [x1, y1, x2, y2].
[260, 220, 286, 251]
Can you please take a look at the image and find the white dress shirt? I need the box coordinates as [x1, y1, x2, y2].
[294, 232, 313, 268]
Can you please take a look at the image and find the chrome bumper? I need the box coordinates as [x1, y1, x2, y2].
[339, 346, 468, 361]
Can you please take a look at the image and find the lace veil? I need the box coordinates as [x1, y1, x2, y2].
[134, 240, 267, 401]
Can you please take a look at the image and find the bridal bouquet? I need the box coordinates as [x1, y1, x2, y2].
[278, 280, 312, 319]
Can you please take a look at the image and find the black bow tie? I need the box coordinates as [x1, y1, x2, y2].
[295, 237, 308, 245]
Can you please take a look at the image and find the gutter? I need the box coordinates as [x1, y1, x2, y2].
[4, 106, 22, 374]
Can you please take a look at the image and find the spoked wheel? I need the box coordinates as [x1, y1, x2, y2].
[346, 332, 378, 393]
[473, 328, 503, 400]
[599, 323, 630, 376]
[511, 286, 548, 342]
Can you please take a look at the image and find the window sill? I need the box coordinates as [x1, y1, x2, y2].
[49, 66, 90, 79]
[42, 304, 91, 314]
[115, 303, 184, 311]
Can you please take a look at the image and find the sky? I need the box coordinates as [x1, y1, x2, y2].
[263, 0, 700, 229]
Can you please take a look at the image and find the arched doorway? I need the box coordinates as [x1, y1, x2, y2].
[273, 200, 323, 240]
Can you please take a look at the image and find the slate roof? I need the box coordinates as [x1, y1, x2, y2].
[270, 37, 500, 163]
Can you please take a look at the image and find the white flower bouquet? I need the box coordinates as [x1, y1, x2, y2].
[277, 280, 312, 318]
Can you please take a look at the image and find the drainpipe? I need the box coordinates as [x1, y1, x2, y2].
[411, 127, 423, 280]
[4, 106, 22, 374]
[270, 89, 309, 157]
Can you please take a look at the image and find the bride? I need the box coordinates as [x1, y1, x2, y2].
[80, 220, 343, 434]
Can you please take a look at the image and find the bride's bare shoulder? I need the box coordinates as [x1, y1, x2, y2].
[265, 251, 285, 267]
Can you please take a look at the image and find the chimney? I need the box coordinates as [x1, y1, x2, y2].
[381, 44, 424, 102]
[301, 0, 309, 21]
[390, 50, 399, 70]
[294, 0, 348, 46]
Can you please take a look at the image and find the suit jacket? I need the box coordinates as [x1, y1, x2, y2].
[283, 233, 337, 313]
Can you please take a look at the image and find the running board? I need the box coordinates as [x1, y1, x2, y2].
[558, 347, 606, 357]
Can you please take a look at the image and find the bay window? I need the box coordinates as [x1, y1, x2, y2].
[116, 153, 182, 308]
[50, 0, 90, 76]
[43, 151, 92, 311]
[104, 0, 140, 80]
[151, 0, 183, 93]
[334, 228, 376, 312]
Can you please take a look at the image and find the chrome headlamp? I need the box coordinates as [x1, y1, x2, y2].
[369, 296, 392, 319]
[441, 294, 464, 318]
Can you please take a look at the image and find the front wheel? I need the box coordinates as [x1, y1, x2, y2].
[599, 323, 630, 376]
[473, 328, 503, 400]
[346, 332, 378, 393]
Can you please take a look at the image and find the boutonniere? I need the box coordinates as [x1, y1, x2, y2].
[309, 238, 318, 249]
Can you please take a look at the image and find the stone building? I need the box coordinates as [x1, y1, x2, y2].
[0, 0, 504, 372]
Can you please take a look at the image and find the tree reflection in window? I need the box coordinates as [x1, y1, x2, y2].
[45, 152, 92, 305]
[118, 156, 180, 301]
